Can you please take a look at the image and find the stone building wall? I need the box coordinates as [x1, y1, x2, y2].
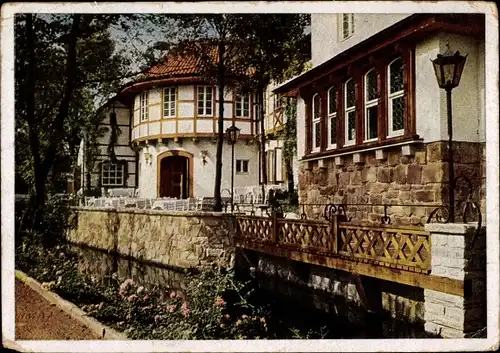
[298, 141, 485, 226]
[67, 207, 235, 270]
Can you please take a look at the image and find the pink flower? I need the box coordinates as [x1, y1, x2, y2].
[142, 295, 149, 301]
[166, 304, 176, 313]
[136, 286, 144, 294]
[214, 296, 226, 308]
[120, 278, 135, 292]
[127, 294, 138, 302]
[169, 291, 177, 299]
[181, 301, 190, 317]
[154, 314, 162, 323]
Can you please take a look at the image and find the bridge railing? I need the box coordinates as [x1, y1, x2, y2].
[235, 212, 431, 273]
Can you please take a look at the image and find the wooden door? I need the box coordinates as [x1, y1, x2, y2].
[159, 156, 188, 198]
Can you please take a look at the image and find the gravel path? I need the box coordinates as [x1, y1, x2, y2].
[15, 278, 101, 340]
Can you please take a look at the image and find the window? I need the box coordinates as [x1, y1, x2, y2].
[267, 150, 276, 183]
[236, 159, 249, 173]
[140, 92, 148, 122]
[312, 93, 321, 151]
[236, 94, 250, 117]
[388, 57, 405, 136]
[163, 87, 176, 117]
[198, 86, 213, 116]
[274, 94, 283, 111]
[344, 79, 356, 145]
[306, 51, 412, 156]
[101, 162, 125, 187]
[364, 69, 379, 141]
[340, 13, 354, 40]
[327, 87, 337, 148]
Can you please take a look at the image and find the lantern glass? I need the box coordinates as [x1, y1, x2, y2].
[226, 125, 240, 145]
[431, 49, 467, 90]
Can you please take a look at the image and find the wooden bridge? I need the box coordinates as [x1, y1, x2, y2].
[234, 212, 465, 297]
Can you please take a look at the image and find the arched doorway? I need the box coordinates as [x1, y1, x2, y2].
[157, 151, 193, 199]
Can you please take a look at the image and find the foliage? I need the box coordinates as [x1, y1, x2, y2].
[16, 242, 340, 339]
[16, 193, 75, 248]
[14, 14, 146, 207]
[282, 98, 298, 166]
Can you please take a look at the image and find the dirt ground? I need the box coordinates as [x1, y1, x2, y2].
[15, 279, 101, 340]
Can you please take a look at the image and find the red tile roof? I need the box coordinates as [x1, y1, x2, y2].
[143, 45, 218, 78]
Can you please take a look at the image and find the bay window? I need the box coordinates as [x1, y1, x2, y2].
[388, 57, 405, 136]
[344, 79, 356, 146]
[307, 51, 412, 155]
[163, 87, 176, 118]
[364, 69, 379, 141]
[198, 86, 213, 116]
[312, 93, 321, 152]
[328, 87, 337, 148]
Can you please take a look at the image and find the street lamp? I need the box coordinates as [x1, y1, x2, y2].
[226, 124, 241, 212]
[431, 44, 467, 222]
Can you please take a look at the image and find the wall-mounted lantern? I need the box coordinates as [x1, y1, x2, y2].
[144, 152, 152, 165]
[200, 150, 209, 165]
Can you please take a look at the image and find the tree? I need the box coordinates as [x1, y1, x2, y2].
[229, 14, 310, 191]
[15, 14, 144, 206]
[158, 15, 244, 211]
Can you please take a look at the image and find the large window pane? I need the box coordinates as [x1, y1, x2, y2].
[330, 116, 337, 145]
[314, 122, 320, 148]
[367, 105, 378, 139]
[328, 88, 336, 115]
[347, 111, 356, 141]
[366, 70, 378, 101]
[392, 96, 405, 131]
[346, 80, 355, 108]
[390, 58, 404, 93]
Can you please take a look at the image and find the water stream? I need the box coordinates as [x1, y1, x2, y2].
[70, 243, 432, 339]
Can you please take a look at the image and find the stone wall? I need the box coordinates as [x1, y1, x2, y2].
[423, 223, 486, 338]
[298, 141, 485, 226]
[67, 207, 235, 270]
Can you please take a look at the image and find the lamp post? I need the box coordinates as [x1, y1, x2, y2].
[431, 44, 467, 222]
[226, 124, 240, 212]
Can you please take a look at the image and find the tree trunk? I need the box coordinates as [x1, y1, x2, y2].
[213, 41, 225, 212]
[38, 14, 81, 198]
[24, 14, 45, 210]
[258, 87, 267, 192]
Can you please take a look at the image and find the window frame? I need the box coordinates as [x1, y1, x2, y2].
[163, 87, 176, 118]
[236, 159, 249, 174]
[312, 93, 321, 152]
[344, 78, 356, 146]
[235, 94, 250, 118]
[140, 92, 148, 122]
[364, 69, 379, 142]
[305, 48, 413, 158]
[327, 86, 338, 149]
[101, 161, 125, 187]
[387, 57, 405, 137]
[197, 85, 213, 117]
